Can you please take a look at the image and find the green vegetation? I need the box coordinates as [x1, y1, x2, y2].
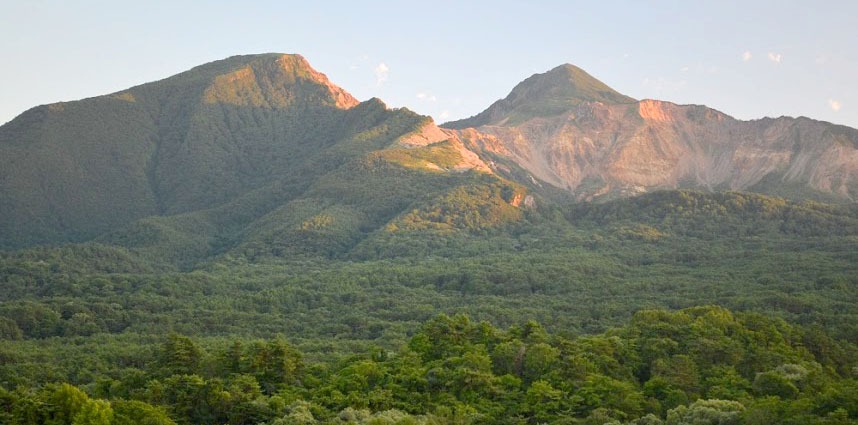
[444, 64, 636, 128]
[1, 308, 855, 424]
[2, 185, 856, 425]
[377, 140, 466, 171]
[0, 54, 421, 250]
[2, 54, 857, 424]
[2, 190, 856, 375]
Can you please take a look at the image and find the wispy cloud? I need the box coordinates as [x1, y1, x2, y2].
[767, 52, 783, 63]
[438, 110, 450, 120]
[375, 63, 389, 86]
[829, 99, 842, 112]
[742, 51, 752, 62]
[416, 92, 437, 102]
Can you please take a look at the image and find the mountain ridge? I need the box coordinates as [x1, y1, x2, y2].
[444, 66, 858, 202]
[0, 53, 524, 258]
[1, 53, 856, 255]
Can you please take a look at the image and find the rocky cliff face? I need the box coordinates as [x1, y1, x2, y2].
[446, 67, 858, 202]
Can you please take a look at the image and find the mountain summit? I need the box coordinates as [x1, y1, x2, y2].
[445, 64, 635, 128]
[177, 53, 360, 109]
[0, 54, 367, 247]
[0, 53, 515, 256]
[446, 64, 858, 202]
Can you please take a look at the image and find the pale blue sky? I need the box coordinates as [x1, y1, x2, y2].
[2, 1, 856, 128]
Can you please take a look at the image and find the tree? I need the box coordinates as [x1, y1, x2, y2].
[112, 400, 177, 425]
[44, 383, 90, 425]
[666, 399, 744, 425]
[491, 339, 525, 377]
[522, 342, 559, 382]
[702, 366, 751, 400]
[576, 374, 645, 417]
[149, 374, 228, 425]
[72, 399, 113, 425]
[158, 334, 203, 376]
[752, 371, 799, 399]
[4, 302, 61, 338]
[650, 355, 700, 398]
[244, 339, 303, 392]
[524, 380, 564, 423]
[271, 400, 316, 425]
[0, 317, 23, 339]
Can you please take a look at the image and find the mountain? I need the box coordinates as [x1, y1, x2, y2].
[446, 64, 636, 128]
[3, 54, 857, 258]
[445, 66, 858, 202]
[0, 53, 518, 256]
[1, 55, 857, 425]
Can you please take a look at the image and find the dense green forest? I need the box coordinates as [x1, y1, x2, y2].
[1, 190, 856, 424]
[1, 308, 856, 424]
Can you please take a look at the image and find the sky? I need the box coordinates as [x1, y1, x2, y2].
[1, 1, 857, 128]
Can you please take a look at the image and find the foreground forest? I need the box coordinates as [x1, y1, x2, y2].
[1, 190, 857, 424]
[1, 308, 857, 424]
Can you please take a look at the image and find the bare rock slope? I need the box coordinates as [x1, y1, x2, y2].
[446, 64, 858, 201]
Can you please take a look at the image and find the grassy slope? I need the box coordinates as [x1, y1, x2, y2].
[444, 64, 636, 128]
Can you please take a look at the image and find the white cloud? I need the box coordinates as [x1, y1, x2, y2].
[829, 99, 842, 112]
[416, 92, 437, 102]
[742, 51, 752, 62]
[438, 110, 450, 120]
[767, 52, 783, 63]
[375, 63, 389, 86]
[680, 66, 690, 72]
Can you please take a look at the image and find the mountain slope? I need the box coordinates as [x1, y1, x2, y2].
[0, 54, 513, 254]
[445, 67, 858, 202]
[0, 53, 355, 247]
[3, 55, 856, 255]
[445, 63, 636, 128]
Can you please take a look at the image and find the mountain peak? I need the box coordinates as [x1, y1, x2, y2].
[444, 63, 635, 128]
[132, 53, 359, 110]
[546, 62, 594, 77]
